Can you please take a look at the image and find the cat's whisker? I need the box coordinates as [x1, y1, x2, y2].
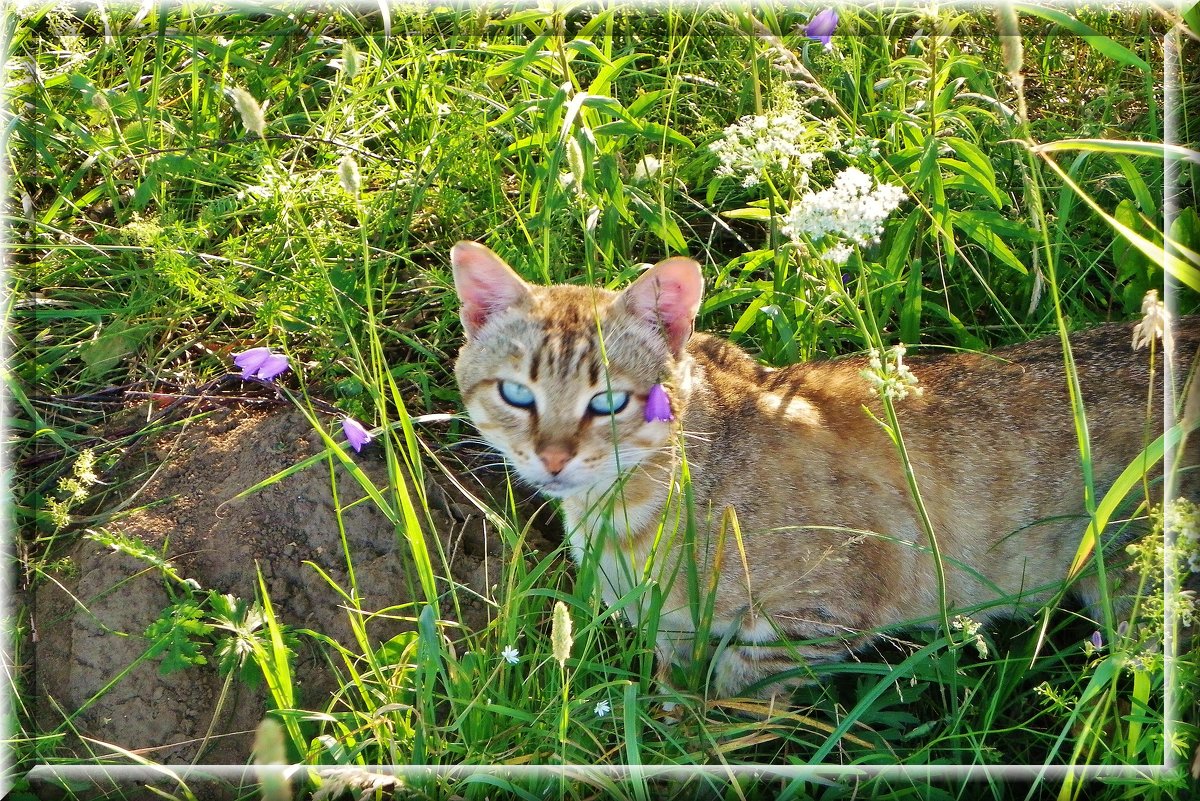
[460, 462, 513, 477]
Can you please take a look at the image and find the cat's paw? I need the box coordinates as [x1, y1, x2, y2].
[710, 644, 815, 700]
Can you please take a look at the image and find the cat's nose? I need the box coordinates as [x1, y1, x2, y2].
[538, 445, 574, 475]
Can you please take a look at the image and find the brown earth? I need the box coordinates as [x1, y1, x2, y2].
[30, 405, 560, 765]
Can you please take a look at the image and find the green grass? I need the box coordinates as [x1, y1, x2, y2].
[7, 3, 1200, 800]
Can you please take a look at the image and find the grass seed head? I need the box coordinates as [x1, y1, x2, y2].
[552, 601, 573, 667]
[229, 87, 266, 137]
[339, 154, 361, 196]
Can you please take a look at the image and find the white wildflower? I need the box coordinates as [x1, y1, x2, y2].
[74, 449, 99, 486]
[823, 242, 853, 265]
[845, 136, 882, 160]
[46, 497, 71, 530]
[1180, 590, 1197, 628]
[1167, 498, 1199, 573]
[633, 154, 661, 182]
[229, 87, 266, 137]
[1132, 289, 1168, 350]
[594, 699, 612, 717]
[951, 614, 988, 659]
[710, 108, 825, 188]
[860, 343, 923, 401]
[58, 477, 87, 502]
[338, 154, 360, 195]
[501, 645, 519, 665]
[782, 167, 906, 247]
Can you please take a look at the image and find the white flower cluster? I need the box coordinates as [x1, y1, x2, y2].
[860, 343, 923, 401]
[633, 155, 661, 182]
[1132, 289, 1169, 350]
[781, 167, 906, 247]
[711, 109, 825, 189]
[823, 242, 854, 266]
[1168, 498, 1200, 574]
[951, 614, 988, 659]
[844, 136, 882, 160]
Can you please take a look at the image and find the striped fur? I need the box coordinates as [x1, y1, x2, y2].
[452, 241, 1197, 698]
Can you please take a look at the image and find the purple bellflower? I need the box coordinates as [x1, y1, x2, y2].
[255, 353, 290, 381]
[342, 417, 373, 453]
[233, 347, 290, 382]
[645, 383, 674, 423]
[233, 347, 270, 377]
[805, 8, 839, 49]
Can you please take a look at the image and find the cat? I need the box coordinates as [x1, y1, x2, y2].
[450, 240, 1197, 698]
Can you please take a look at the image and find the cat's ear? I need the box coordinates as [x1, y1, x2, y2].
[451, 241, 532, 340]
[620, 256, 704, 356]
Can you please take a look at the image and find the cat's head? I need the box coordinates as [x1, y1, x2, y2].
[451, 241, 702, 499]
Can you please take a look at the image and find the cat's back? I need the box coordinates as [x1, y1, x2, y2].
[688, 317, 1198, 441]
[679, 318, 1198, 536]
[674, 317, 1197, 624]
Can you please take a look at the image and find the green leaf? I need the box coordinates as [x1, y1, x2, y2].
[484, 34, 552, 79]
[719, 207, 772, 222]
[901, 258, 923, 344]
[564, 38, 607, 64]
[628, 89, 668, 119]
[623, 682, 650, 801]
[589, 53, 645, 97]
[1113, 199, 1156, 280]
[1030, 138, 1200, 164]
[486, 10, 550, 30]
[1184, 1, 1200, 34]
[1066, 419, 1194, 582]
[942, 159, 1005, 208]
[1112, 154, 1156, 217]
[941, 136, 1004, 208]
[144, 601, 213, 675]
[639, 122, 693, 149]
[630, 195, 688, 252]
[1012, 5, 1152, 72]
[950, 210, 1028, 275]
[1170, 206, 1200, 256]
[1040, 153, 1200, 291]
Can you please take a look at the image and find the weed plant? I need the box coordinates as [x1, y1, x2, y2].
[6, 4, 1200, 800]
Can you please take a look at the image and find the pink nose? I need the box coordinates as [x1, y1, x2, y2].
[538, 445, 574, 475]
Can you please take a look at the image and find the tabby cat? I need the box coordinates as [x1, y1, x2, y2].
[451, 240, 1194, 698]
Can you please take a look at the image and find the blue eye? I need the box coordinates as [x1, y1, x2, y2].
[498, 380, 536, 409]
[588, 390, 629, 415]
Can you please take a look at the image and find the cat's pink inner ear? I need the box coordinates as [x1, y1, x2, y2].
[622, 256, 704, 356]
[451, 241, 531, 339]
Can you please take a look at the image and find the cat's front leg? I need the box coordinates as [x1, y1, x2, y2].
[708, 609, 859, 699]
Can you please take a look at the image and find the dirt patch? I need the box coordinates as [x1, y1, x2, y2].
[31, 405, 559, 764]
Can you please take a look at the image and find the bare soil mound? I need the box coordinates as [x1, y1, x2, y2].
[32, 405, 558, 764]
